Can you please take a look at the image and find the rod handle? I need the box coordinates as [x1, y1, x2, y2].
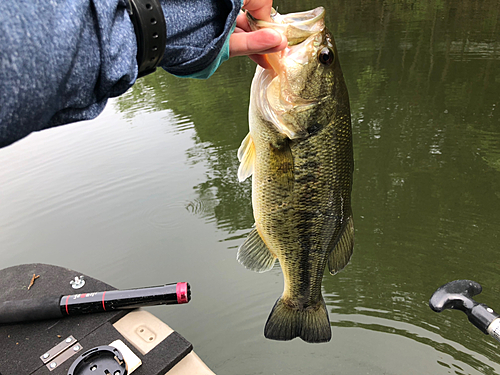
[0, 296, 62, 324]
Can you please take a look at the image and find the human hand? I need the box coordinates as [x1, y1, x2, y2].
[229, 0, 287, 69]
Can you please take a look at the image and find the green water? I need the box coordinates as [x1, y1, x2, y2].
[1, 0, 500, 373]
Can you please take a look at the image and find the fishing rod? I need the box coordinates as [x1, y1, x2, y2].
[429, 280, 500, 343]
[0, 282, 190, 324]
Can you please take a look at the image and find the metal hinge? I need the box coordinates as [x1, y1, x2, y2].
[40, 335, 83, 371]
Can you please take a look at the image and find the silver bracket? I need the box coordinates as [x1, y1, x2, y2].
[40, 335, 83, 371]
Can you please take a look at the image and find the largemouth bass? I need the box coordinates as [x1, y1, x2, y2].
[237, 7, 354, 343]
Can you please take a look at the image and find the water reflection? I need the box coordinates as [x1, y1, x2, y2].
[332, 312, 500, 374]
[116, 59, 257, 233]
[113, 0, 500, 372]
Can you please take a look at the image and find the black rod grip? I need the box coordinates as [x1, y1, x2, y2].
[60, 283, 188, 315]
[0, 296, 62, 324]
[0, 283, 190, 324]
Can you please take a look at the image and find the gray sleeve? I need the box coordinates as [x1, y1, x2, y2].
[0, 0, 240, 148]
[160, 0, 240, 76]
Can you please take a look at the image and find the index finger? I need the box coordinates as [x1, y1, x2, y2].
[242, 0, 273, 22]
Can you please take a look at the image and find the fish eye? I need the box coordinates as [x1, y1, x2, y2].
[318, 47, 335, 66]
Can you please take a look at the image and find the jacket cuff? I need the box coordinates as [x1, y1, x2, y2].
[159, 0, 241, 77]
[172, 21, 236, 79]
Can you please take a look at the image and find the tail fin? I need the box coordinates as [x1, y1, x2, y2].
[264, 297, 331, 343]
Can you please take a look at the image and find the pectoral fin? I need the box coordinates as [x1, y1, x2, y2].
[328, 215, 354, 275]
[237, 228, 277, 273]
[237, 133, 256, 182]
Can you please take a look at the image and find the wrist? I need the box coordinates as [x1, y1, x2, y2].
[126, 0, 166, 78]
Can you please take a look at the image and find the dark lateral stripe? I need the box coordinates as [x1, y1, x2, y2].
[295, 174, 317, 184]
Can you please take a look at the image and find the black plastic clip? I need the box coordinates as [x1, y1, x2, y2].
[127, 0, 167, 78]
[67, 346, 127, 375]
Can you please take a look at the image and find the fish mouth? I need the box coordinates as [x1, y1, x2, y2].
[249, 8, 328, 139]
[247, 7, 326, 75]
[247, 7, 325, 45]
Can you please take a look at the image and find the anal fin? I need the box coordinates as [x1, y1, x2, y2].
[328, 214, 354, 275]
[237, 228, 276, 273]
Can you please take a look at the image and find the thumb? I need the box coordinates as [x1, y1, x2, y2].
[229, 28, 286, 57]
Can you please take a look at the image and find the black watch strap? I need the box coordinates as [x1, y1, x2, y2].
[127, 0, 167, 78]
